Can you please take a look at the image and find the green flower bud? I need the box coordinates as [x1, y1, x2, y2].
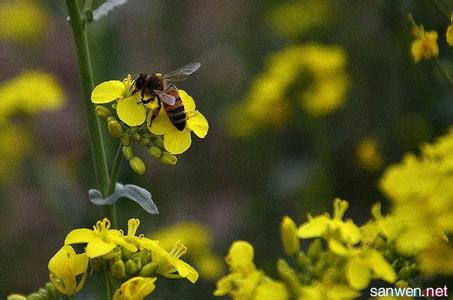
[140, 137, 150, 146]
[36, 288, 48, 298]
[132, 133, 141, 142]
[108, 120, 122, 138]
[95, 105, 112, 119]
[102, 247, 122, 260]
[121, 133, 131, 146]
[132, 257, 143, 271]
[160, 152, 177, 166]
[111, 259, 127, 280]
[125, 259, 139, 275]
[44, 282, 59, 299]
[277, 259, 301, 297]
[296, 251, 310, 269]
[122, 247, 134, 260]
[280, 216, 300, 256]
[106, 116, 116, 123]
[398, 266, 412, 280]
[129, 156, 146, 175]
[122, 146, 134, 161]
[139, 262, 158, 277]
[148, 146, 162, 159]
[307, 239, 322, 259]
[153, 138, 164, 148]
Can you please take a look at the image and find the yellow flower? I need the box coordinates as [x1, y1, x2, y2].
[148, 89, 208, 154]
[150, 221, 224, 280]
[65, 218, 137, 258]
[300, 282, 360, 300]
[0, 1, 48, 42]
[298, 198, 361, 245]
[447, 14, 453, 46]
[418, 241, 453, 275]
[91, 75, 147, 126]
[113, 276, 156, 300]
[140, 239, 199, 283]
[48, 245, 89, 296]
[355, 137, 383, 172]
[0, 71, 64, 119]
[410, 27, 439, 63]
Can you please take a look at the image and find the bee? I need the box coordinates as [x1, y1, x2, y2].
[132, 62, 201, 131]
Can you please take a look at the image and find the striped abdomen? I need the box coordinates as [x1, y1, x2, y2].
[164, 89, 186, 131]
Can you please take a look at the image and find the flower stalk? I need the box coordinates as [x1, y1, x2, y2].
[65, 0, 116, 226]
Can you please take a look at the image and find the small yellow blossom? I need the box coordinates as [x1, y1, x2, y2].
[65, 218, 137, 258]
[355, 137, 383, 171]
[446, 14, 453, 46]
[148, 89, 208, 154]
[280, 216, 300, 256]
[0, 1, 48, 42]
[91, 75, 147, 126]
[113, 276, 156, 300]
[0, 71, 64, 119]
[410, 26, 439, 63]
[298, 198, 361, 246]
[140, 239, 199, 283]
[48, 245, 89, 296]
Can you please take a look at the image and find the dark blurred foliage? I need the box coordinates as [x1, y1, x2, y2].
[0, 0, 452, 298]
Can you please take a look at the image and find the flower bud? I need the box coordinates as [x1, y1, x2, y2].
[121, 133, 130, 146]
[121, 247, 134, 260]
[37, 288, 49, 298]
[44, 282, 59, 299]
[132, 133, 141, 142]
[129, 156, 145, 175]
[277, 259, 301, 297]
[148, 146, 162, 159]
[153, 138, 164, 148]
[95, 105, 111, 119]
[132, 257, 143, 271]
[159, 152, 177, 166]
[296, 251, 310, 269]
[122, 146, 134, 161]
[6, 295, 27, 300]
[106, 116, 116, 123]
[307, 239, 322, 259]
[111, 260, 127, 279]
[280, 216, 300, 256]
[140, 137, 150, 146]
[108, 120, 122, 138]
[125, 259, 139, 275]
[139, 262, 158, 277]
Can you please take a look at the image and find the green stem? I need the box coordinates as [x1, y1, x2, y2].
[65, 0, 116, 222]
[106, 143, 124, 227]
[430, 0, 450, 19]
[436, 59, 453, 87]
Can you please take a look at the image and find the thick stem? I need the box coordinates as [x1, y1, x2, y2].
[65, 0, 116, 222]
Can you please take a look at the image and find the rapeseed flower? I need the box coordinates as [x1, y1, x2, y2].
[113, 276, 156, 300]
[48, 245, 89, 296]
[91, 75, 147, 126]
[147, 90, 208, 154]
[65, 218, 137, 258]
[410, 24, 439, 63]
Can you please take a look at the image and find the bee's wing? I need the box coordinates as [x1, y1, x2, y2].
[154, 89, 176, 105]
[163, 62, 201, 82]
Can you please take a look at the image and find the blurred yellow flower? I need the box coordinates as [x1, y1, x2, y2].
[65, 218, 137, 258]
[410, 26, 439, 63]
[447, 14, 453, 46]
[418, 241, 453, 275]
[355, 137, 383, 172]
[0, 124, 30, 181]
[214, 241, 288, 299]
[148, 89, 208, 154]
[48, 245, 89, 296]
[0, 71, 64, 119]
[300, 282, 360, 300]
[151, 221, 224, 280]
[91, 75, 147, 126]
[379, 128, 453, 258]
[0, 1, 48, 42]
[113, 276, 156, 300]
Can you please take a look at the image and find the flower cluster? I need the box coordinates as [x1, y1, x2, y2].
[214, 199, 420, 299]
[150, 221, 224, 280]
[379, 128, 453, 275]
[0, 71, 64, 181]
[44, 218, 198, 298]
[227, 44, 349, 136]
[92, 75, 208, 174]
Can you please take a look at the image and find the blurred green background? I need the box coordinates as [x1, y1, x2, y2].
[0, 0, 452, 298]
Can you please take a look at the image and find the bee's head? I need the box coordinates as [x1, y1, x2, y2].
[135, 74, 147, 89]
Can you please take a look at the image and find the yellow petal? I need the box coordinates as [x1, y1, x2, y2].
[65, 229, 95, 245]
[148, 106, 172, 136]
[179, 89, 196, 111]
[71, 253, 89, 275]
[85, 237, 116, 258]
[297, 215, 329, 238]
[188, 112, 208, 138]
[346, 256, 370, 290]
[368, 250, 397, 283]
[163, 128, 192, 154]
[91, 80, 124, 103]
[171, 258, 199, 283]
[117, 96, 147, 126]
